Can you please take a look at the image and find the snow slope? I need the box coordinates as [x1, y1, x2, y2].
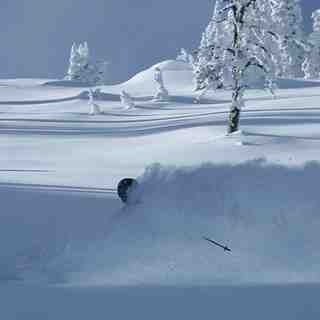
[1, 61, 320, 318]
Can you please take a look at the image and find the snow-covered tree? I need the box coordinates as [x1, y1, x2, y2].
[78, 42, 89, 62]
[65, 42, 108, 85]
[85, 60, 108, 85]
[66, 43, 88, 81]
[303, 9, 320, 79]
[176, 48, 194, 65]
[192, 0, 228, 96]
[209, 0, 281, 134]
[193, 0, 307, 105]
[272, 0, 306, 78]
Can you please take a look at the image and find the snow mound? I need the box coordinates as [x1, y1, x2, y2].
[108, 60, 194, 96]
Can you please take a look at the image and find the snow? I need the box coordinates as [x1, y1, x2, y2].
[2, 283, 320, 320]
[1, 60, 320, 318]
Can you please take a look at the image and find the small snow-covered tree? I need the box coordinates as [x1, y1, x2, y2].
[176, 48, 194, 64]
[83, 60, 108, 85]
[176, 48, 188, 62]
[65, 42, 108, 85]
[153, 67, 169, 101]
[88, 89, 102, 115]
[273, 0, 306, 78]
[303, 9, 320, 79]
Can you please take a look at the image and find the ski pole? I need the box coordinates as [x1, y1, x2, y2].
[203, 236, 231, 252]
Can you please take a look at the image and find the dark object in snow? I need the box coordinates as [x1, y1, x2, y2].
[203, 236, 231, 252]
[117, 178, 138, 204]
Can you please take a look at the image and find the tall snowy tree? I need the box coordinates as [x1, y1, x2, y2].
[303, 9, 320, 79]
[272, 0, 306, 78]
[192, 0, 281, 102]
[210, 0, 280, 134]
[192, 0, 228, 95]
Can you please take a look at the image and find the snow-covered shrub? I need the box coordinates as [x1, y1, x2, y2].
[153, 67, 169, 101]
[88, 89, 102, 115]
[120, 90, 135, 109]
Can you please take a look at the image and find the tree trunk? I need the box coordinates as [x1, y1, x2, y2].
[228, 2, 242, 134]
[228, 72, 243, 134]
[228, 103, 241, 134]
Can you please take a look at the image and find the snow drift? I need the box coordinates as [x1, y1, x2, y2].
[72, 160, 320, 286]
[3, 160, 320, 286]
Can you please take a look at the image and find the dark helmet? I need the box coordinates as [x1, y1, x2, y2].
[117, 178, 138, 203]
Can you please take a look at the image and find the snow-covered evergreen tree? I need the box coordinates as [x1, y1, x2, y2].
[176, 48, 193, 65]
[303, 9, 320, 79]
[192, 0, 228, 96]
[78, 42, 89, 62]
[272, 0, 305, 78]
[65, 42, 108, 85]
[210, 0, 281, 134]
[193, 0, 306, 103]
[66, 43, 88, 81]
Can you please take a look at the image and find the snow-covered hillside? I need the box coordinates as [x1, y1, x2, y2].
[1, 61, 320, 319]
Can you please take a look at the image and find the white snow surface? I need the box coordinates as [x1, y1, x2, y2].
[1, 60, 320, 319]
